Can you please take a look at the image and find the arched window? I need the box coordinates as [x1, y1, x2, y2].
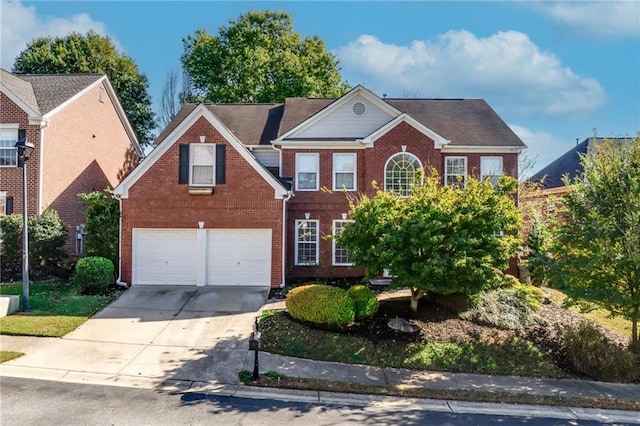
[384, 153, 422, 196]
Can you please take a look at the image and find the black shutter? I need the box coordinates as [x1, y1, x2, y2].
[215, 144, 226, 184]
[5, 196, 13, 215]
[17, 129, 26, 168]
[178, 144, 189, 184]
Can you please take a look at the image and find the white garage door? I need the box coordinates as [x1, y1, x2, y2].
[206, 229, 271, 286]
[133, 229, 198, 285]
[132, 228, 271, 287]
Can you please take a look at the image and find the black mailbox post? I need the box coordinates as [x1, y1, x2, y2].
[249, 326, 261, 381]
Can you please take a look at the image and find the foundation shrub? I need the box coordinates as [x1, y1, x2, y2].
[346, 285, 379, 321]
[73, 256, 114, 295]
[286, 284, 355, 327]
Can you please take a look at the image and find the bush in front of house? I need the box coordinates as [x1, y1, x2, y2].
[346, 285, 379, 321]
[286, 284, 355, 327]
[512, 283, 546, 310]
[73, 256, 114, 295]
[460, 287, 535, 331]
[434, 291, 481, 313]
[562, 321, 639, 383]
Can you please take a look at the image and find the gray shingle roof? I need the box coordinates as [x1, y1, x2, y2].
[155, 96, 525, 148]
[1, 68, 103, 115]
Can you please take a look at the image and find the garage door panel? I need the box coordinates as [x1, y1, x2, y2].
[206, 229, 271, 287]
[133, 230, 198, 285]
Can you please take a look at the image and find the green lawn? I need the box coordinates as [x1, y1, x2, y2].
[0, 351, 24, 363]
[0, 281, 121, 337]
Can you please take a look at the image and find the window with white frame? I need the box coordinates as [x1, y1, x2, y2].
[445, 156, 467, 187]
[385, 153, 421, 196]
[295, 219, 319, 265]
[481, 157, 503, 187]
[295, 153, 319, 191]
[0, 128, 18, 167]
[190, 144, 215, 186]
[332, 220, 353, 266]
[0, 192, 6, 216]
[333, 153, 356, 191]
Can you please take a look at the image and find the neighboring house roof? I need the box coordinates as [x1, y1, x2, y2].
[530, 137, 631, 189]
[0, 67, 142, 157]
[153, 85, 525, 149]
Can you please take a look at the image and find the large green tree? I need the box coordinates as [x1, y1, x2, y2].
[181, 10, 350, 103]
[338, 173, 522, 312]
[551, 137, 640, 351]
[13, 31, 156, 147]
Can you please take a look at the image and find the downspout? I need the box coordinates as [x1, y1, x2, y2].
[281, 191, 292, 288]
[37, 122, 47, 214]
[113, 194, 129, 288]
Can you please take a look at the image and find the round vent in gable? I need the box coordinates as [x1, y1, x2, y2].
[352, 101, 367, 116]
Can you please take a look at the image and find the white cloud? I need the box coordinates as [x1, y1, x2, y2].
[0, 0, 114, 69]
[335, 30, 606, 120]
[509, 124, 576, 176]
[531, 1, 640, 38]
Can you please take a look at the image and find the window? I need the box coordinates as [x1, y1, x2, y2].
[295, 153, 319, 191]
[190, 144, 215, 186]
[295, 219, 319, 265]
[332, 220, 353, 266]
[481, 157, 503, 186]
[445, 156, 467, 187]
[0, 192, 6, 216]
[333, 153, 356, 191]
[0, 128, 18, 167]
[385, 153, 421, 196]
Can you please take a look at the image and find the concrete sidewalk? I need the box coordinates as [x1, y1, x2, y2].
[1, 290, 639, 423]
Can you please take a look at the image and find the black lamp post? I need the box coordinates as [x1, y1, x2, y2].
[15, 138, 35, 312]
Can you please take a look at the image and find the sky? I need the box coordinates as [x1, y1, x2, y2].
[1, 1, 639, 175]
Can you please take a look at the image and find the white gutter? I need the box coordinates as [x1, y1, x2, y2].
[113, 195, 129, 288]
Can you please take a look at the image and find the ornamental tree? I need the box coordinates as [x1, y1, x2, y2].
[338, 172, 521, 312]
[550, 137, 640, 351]
[181, 10, 350, 103]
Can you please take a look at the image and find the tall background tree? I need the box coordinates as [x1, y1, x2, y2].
[550, 137, 640, 351]
[13, 31, 156, 147]
[157, 69, 194, 129]
[181, 10, 350, 103]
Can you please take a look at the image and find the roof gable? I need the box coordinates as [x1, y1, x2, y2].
[361, 113, 450, 149]
[0, 68, 40, 116]
[275, 85, 400, 142]
[114, 104, 288, 199]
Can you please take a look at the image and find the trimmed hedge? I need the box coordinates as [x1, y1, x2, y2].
[73, 256, 114, 295]
[286, 284, 355, 327]
[346, 285, 379, 320]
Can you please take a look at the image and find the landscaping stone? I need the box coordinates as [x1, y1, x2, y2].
[0, 295, 19, 318]
[387, 317, 418, 333]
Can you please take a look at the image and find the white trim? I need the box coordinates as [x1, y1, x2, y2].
[0, 126, 19, 167]
[0, 191, 7, 216]
[442, 145, 522, 154]
[361, 113, 450, 149]
[273, 85, 401, 143]
[332, 153, 357, 191]
[332, 219, 354, 266]
[113, 104, 289, 199]
[295, 152, 319, 191]
[276, 141, 367, 149]
[384, 152, 423, 195]
[295, 219, 319, 266]
[444, 156, 468, 187]
[189, 143, 216, 187]
[0, 83, 41, 118]
[38, 126, 44, 214]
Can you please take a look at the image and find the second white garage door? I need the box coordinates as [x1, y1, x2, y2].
[133, 228, 272, 286]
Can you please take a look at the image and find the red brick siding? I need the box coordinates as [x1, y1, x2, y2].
[120, 117, 284, 287]
[0, 93, 41, 218]
[42, 82, 137, 251]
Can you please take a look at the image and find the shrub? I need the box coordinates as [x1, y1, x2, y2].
[0, 215, 23, 277]
[499, 273, 522, 288]
[29, 208, 68, 270]
[78, 189, 119, 269]
[460, 288, 533, 331]
[434, 292, 480, 313]
[286, 284, 355, 327]
[563, 322, 639, 382]
[73, 256, 114, 295]
[346, 285, 379, 321]
[512, 283, 545, 310]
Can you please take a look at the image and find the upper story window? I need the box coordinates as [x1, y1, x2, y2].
[295, 153, 319, 191]
[445, 156, 467, 187]
[0, 128, 18, 167]
[385, 153, 421, 196]
[333, 153, 356, 191]
[190, 144, 215, 186]
[480, 157, 504, 186]
[295, 219, 319, 265]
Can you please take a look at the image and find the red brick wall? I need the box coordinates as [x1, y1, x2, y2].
[0, 93, 41, 219]
[42, 82, 138, 251]
[120, 117, 284, 287]
[282, 121, 520, 281]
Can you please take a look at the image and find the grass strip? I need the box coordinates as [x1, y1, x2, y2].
[0, 351, 24, 363]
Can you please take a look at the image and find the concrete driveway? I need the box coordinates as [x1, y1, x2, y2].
[1, 286, 269, 389]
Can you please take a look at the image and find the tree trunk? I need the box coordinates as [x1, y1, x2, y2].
[410, 288, 424, 313]
[631, 304, 639, 354]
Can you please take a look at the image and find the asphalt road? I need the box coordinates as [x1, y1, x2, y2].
[0, 377, 629, 426]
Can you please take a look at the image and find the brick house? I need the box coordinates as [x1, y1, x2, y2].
[0, 68, 142, 253]
[114, 86, 525, 288]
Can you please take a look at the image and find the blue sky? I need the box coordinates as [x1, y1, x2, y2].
[1, 1, 639, 175]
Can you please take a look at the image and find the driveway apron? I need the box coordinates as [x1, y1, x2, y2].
[3, 286, 269, 385]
